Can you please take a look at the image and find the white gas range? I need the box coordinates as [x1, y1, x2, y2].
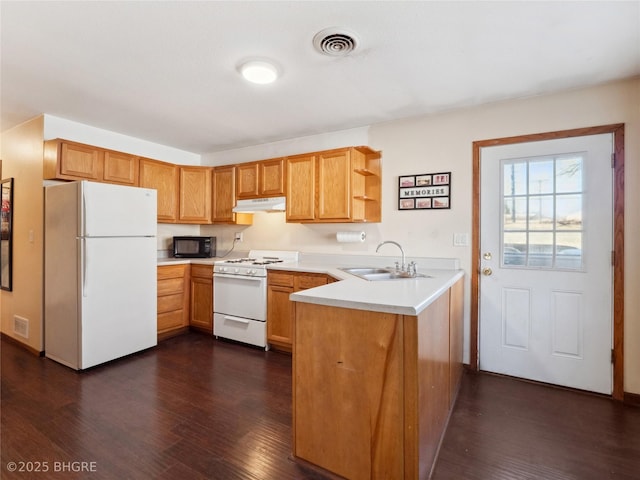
[213, 250, 299, 349]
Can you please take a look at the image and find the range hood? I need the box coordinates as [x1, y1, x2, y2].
[232, 196, 286, 213]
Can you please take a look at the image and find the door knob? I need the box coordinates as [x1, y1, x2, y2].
[483, 252, 492, 260]
[482, 267, 493, 276]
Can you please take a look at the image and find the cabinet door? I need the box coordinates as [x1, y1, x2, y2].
[318, 150, 351, 221]
[103, 151, 139, 186]
[140, 159, 179, 223]
[236, 163, 259, 199]
[212, 166, 236, 223]
[267, 283, 295, 348]
[178, 166, 212, 224]
[190, 266, 213, 333]
[286, 154, 316, 221]
[59, 141, 102, 181]
[260, 158, 285, 196]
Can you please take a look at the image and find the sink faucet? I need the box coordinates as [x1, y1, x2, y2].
[376, 241, 406, 272]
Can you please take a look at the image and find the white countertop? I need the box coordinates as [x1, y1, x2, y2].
[269, 257, 463, 316]
[157, 258, 216, 266]
[157, 253, 463, 316]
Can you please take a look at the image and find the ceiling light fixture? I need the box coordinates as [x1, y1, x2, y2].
[239, 60, 279, 85]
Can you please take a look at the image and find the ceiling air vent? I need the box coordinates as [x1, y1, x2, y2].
[313, 28, 359, 56]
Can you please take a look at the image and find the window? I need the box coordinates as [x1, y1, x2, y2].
[502, 153, 584, 270]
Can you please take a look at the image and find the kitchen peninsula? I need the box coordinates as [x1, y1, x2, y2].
[284, 259, 464, 480]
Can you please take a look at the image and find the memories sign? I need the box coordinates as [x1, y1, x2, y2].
[398, 172, 451, 210]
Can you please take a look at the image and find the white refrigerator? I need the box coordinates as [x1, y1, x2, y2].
[44, 181, 158, 370]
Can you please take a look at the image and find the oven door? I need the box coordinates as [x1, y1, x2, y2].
[213, 273, 267, 321]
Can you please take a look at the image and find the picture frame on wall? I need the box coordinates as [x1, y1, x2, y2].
[398, 172, 451, 210]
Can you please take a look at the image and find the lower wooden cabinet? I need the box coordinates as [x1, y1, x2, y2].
[190, 264, 213, 333]
[157, 264, 190, 339]
[267, 270, 334, 351]
[292, 277, 464, 479]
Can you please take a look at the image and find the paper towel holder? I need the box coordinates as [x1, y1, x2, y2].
[336, 231, 366, 243]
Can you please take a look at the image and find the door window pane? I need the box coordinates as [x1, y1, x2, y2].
[556, 156, 583, 193]
[503, 197, 527, 231]
[501, 154, 584, 271]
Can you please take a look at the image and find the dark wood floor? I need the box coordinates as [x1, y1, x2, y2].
[2, 333, 639, 479]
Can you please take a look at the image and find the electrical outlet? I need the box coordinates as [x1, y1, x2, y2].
[234, 232, 243, 242]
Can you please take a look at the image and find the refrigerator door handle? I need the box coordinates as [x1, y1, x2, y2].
[81, 185, 87, 237]
[82, 238, 88, 297]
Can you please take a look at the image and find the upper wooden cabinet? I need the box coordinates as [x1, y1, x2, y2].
[178, 166, 212, 224]
[139, 158, 179, 223]
[103, 150, 139, 185]
[44, 139, 138, 186]
[236, 158, 285, 199]
[212, 166, 253, 225]
[286, 154, 317, 221]
[286, 146, 381, 223]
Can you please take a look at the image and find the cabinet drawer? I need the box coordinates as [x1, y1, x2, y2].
[295, 275, 329, 291]
[268, 272, 294, 287]
[158, 293, 184, 313]
[158, 264, 187, 280]
[191, 264, 213, 278]
[158, 310, 185, 332]
[158, 277, 185, 296]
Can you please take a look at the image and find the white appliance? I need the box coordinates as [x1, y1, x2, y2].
[213, 250, 299, 349]
[232, 196, 286, 213]
[44, 181, 158, 370]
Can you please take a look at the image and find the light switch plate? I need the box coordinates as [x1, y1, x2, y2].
[453, 233, 469, 247]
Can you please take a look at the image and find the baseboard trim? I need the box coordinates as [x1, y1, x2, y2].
[624, 391, 640, 408]
[1, 332, 44, 356]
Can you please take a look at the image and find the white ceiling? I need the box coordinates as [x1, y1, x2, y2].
[2, 1, 639, 154]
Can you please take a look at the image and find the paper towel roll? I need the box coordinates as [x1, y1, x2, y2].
[336, 231, 366, 243]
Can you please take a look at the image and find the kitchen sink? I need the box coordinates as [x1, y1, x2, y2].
[339, 267, 431, 281]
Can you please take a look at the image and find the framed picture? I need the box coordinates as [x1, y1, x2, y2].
[398, 172, 451, 210]
[1, 178, 13, 291]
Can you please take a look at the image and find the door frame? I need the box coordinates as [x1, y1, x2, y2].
[470, 124, 625, 400]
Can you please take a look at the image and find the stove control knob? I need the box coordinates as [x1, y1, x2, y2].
[234, 268, 240, 274]
[248, 269, 256, 275]
[219, 267, 227, 273]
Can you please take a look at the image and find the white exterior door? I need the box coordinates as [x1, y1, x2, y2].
[479, 134, 613, 394]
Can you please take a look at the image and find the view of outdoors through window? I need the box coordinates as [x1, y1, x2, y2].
[502, 153, 584, 270]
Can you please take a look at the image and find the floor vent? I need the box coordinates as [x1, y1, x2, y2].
[13, 315, 29, 338]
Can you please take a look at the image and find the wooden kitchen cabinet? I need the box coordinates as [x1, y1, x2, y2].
[267, 270, 334, 351]
[178, 166, 212, 224]
[157, 264, 190, 340]
[139, 158, 179, 223]
[293, 277, 464, 479]
[285, 154, 316, 221]
[318, 149, 352, 221]
[212, 166, 253, 225]
[189, 264, 213, 333]
[286, 146, 381, 223]
[43, 139, 138, 186]
[236, 157, 286, 199]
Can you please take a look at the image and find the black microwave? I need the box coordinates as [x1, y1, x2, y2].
[172, 236, 216, 258]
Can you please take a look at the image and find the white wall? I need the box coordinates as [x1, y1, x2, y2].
[202, 78, 640, 394]
[202, 126, 370, 165]
[44, 115, 200, 165]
